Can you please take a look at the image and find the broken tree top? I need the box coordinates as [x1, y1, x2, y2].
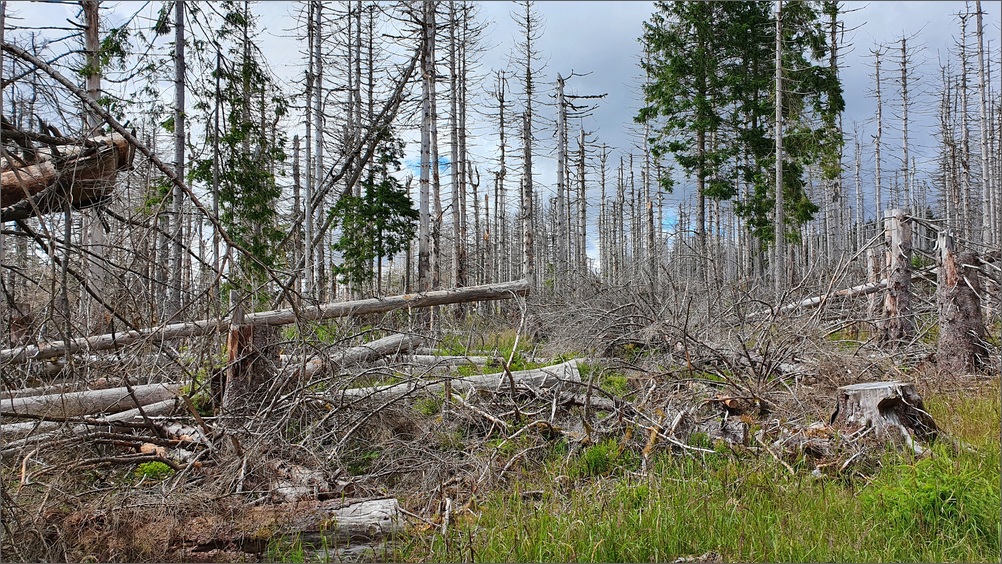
[1, 129, 134, 221]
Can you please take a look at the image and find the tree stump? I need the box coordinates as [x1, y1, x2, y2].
[831, 381, 938, 453]
[936, 232, 987, 373]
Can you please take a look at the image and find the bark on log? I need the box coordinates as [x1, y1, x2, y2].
[0, 133, 134, 221]
[881, 210, 915, 344]
[831, 381, 937, 453]
[936, 232, 988, 373]
[337, 359, 580, 403]
[0, 383, 180, 419]
[181, 498, 404, 558]
[0, 280, 529, 364]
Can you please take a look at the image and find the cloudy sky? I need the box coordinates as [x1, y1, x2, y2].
[247, 1, 997, 223]
[6, 1, 999, 229]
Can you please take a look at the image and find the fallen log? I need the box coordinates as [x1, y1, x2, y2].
[2, 378, 117, 400]
[1, 396, 182, 439]
[0, 280, 529, 365]
[179, 498, 403, 559]
[285, 333, 427, 379]
[0, 133, 134, 221]
[338, 359, 581, 403]
[768, 265, 938, 315]
[0, 398, 182, 459]
[830, 381, 938, 453]
[0, 382, 180, 419]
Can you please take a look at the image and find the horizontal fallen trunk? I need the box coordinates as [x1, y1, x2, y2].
[285, 334, 426, 380]
[3, 378, 117, 400]
[338, 359, 581, 404]
[760, 265, 938, 315]
[403, 354, 491, 366]
[0, 382, 180, 419]
[0, 398, 181, 459]
[1, 280, 529, 365]
[1, 396, 181, 439]
[181, 498, 403, 558]
[0, 133, 134, 221]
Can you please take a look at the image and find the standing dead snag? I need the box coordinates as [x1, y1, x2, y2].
[831, 382, 938, 453]
[220, 305, 279, 422]
[881, 209, 914, 345]
[936, 232, 987, 373]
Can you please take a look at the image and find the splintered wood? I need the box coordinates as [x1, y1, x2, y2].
[1, 133, 134, 221]
[936, 232, 988, 373]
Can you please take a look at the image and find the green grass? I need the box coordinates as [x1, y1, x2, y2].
[395, 385, 1001, 562]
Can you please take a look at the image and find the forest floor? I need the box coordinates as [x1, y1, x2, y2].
[2, 299, 1000, 563]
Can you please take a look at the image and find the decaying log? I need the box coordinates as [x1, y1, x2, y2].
[0, 382, 180, 419]
[0, 280, 529, 364]
[1, 396, 181, 440]
[936, 232, 987, 373]
[831, 381, 937, 453]
[181, 498, 403, 558]
[0, 133, 134, 221]
[338, 359, 581, 403]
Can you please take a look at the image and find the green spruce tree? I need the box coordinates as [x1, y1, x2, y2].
[330, 127, 418, 296]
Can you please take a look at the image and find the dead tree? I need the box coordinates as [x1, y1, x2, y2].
[880, 209, 914, 344]
[936, 232, 987, 373]
[1, 133, 134, 221]
[832, 381, 938, 454]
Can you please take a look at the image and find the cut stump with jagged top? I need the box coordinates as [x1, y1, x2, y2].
[831, 381, 938, 453]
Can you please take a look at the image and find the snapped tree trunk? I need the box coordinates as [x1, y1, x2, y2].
[936, 232, 987, 373]
[0, 133, 134, 221]
[221, 305, 279, 421]
[880, 209, 914, 344]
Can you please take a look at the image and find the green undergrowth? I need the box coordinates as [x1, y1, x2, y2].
[439, 330, 544, 375]
[395, 384, 1001, 563]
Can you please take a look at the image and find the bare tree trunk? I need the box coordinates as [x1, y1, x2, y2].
[577, 128, 588, 280]
[936, 231, 987, 372]
[303, 1, 319, 297]
[417, 0, 435, 293]
[773, 0, 786, 295]
[854, 132, 865, 249]
[974, 0, 992, 246]
[448, 1, 464, 289]
[899, 37, 912, 212]
[959, 12, 973, 243]
[881, 209, 914, 345]
[554, 73, 567, 293]
[168, 0, 186, 320]
[873, 47, 885, 222]
[521, 112, 534, 289]
[80, 0, 109, 333]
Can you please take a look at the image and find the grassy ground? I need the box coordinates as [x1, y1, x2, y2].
[390, 380, 1001, 563]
